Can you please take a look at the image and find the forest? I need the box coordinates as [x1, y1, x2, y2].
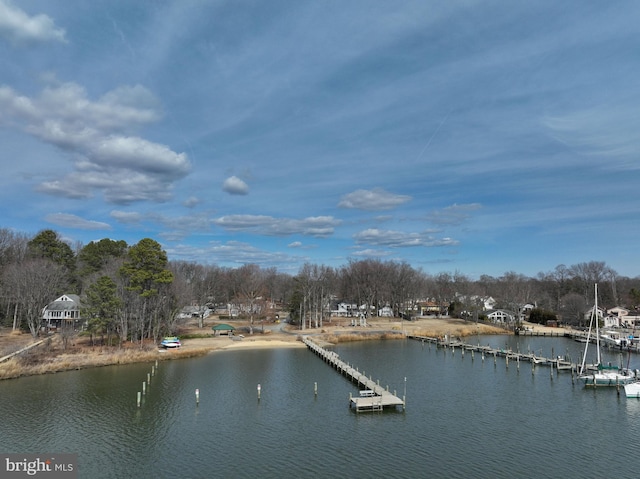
[1, 228, 639, 344]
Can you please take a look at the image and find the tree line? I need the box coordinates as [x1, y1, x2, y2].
[1, 227, 640, 344]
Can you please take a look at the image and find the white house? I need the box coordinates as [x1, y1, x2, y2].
[486, 309, 515, 324]
[42, 294, 81, 330]
[603, 315, 620, 329]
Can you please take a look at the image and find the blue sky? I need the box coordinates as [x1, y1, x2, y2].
[1, 1, 639, 279]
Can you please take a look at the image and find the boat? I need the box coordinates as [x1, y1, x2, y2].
[577, 284, 635, 387]
[600, 330, 629, 348]
[160, 336, 181, 348]
[624, 380, 640, 398]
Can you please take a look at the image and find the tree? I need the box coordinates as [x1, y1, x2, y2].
[232, 264, 267, 329]
[4, 258, 66, 337]
[119, 239, 174, 344]
[82, 276, 122, 346]
[560, 293, 587, 327]
[27, 230, 75, 271]
[78, 239, 128, 278]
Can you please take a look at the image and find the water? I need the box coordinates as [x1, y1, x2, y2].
[1, 336, 639, 478]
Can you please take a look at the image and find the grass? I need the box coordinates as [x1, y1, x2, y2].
[0, 338, 212, 380]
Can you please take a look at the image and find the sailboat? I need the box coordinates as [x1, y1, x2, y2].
[577, 284, 636, 387]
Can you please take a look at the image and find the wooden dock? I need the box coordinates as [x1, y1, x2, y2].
[406, 334, 578, 371]
[302, 336, 405, 412]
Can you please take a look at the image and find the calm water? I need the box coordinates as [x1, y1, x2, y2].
[1, 335, 639, 479]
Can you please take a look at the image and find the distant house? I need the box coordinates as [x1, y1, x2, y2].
[584, 306, 605, 322]
[416, 300, 449, 316]
[378, 305, 394, 317]
[42, 294, 82, 330]
[486, 309, 516, 324]
[331, 302, 357, 317]
[603, 315, 620, 329]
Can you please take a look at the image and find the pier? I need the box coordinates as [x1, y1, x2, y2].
[406, 334, 578, 371]
[302, 336, 405, 412]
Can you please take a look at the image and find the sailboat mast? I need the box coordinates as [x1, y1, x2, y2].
[595, 283, 601, 366]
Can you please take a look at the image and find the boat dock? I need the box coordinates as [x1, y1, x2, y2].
[406, 334, 578, 371]
[302, 336, 405, 412]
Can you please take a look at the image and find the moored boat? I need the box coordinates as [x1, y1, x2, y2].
[577, 284, 635, 387]
[624, 381, 640, 398]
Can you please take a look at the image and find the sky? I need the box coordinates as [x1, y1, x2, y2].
[0, 1, 639, 279]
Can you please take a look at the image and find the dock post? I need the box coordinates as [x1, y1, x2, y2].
[506, 355, 509, 369]
[195, 388, 200, 405]
[403, 377, 407, 411]
[142, 381, 146, 395]
[257, 383, 261, 400]
[314, 382, 318, 396]
[147, 372, 151, 385]
[137, 391, 141, 407]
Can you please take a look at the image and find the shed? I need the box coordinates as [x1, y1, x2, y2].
[212, 323, 236, 336]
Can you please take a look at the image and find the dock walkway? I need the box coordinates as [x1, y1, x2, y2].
[302, 336, 405, 412]
[406, 334, 577, 371]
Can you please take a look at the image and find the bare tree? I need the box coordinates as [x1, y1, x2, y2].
[5, 258, 66, 337]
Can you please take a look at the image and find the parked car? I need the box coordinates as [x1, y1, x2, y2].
[160, 336, 181, 348]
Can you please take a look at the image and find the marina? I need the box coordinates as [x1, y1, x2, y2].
[406, 334, 581, 372]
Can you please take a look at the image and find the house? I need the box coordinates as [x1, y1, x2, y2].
[486, 309, 516, 324]
[603, 314, 620, 329]
[416, 300, 449, 316]
[607, 306, 629, 319]
[42, 294, 82, 330]
[378, 305, 394, 317]
[331, 302, 357, 317]
[583, 305, 605, 322]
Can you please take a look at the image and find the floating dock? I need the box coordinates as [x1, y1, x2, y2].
[302, 336, 405, 412]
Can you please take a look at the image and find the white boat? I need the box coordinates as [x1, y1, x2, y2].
[577, 284, 635, 387]
[624, 381, 640, 398]
[600, 330, 630, 348]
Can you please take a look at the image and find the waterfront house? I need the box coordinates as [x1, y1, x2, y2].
[486, 309, 516, 324]
[42, 294, 82, 330]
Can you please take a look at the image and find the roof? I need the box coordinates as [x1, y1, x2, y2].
[212, 323, 235, 331]
[45, 294, 81, 311]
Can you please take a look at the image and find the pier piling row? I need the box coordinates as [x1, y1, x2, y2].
[406, 334, 580, 370]
[302, 337, 405, 412]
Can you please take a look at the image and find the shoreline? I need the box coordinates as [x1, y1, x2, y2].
[0, 318, 558, 380]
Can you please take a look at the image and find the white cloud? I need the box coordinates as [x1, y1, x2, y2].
[288, 241, 303, 248]
[351, 249, 393, 258]
[110, 210, 143, 224]
[222, 176, 249, 195]
[426, 203, 482, 226]
[45, 213, 111, 230]
[183, 196, 200, 208]
[338, 188, 411, 211]
[214, 214, 341, 237]
[0, 0, 67, 45]
[353, 228, 459, 248]
[0, 82, 189, 204]
[166, 240, 305, 267]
